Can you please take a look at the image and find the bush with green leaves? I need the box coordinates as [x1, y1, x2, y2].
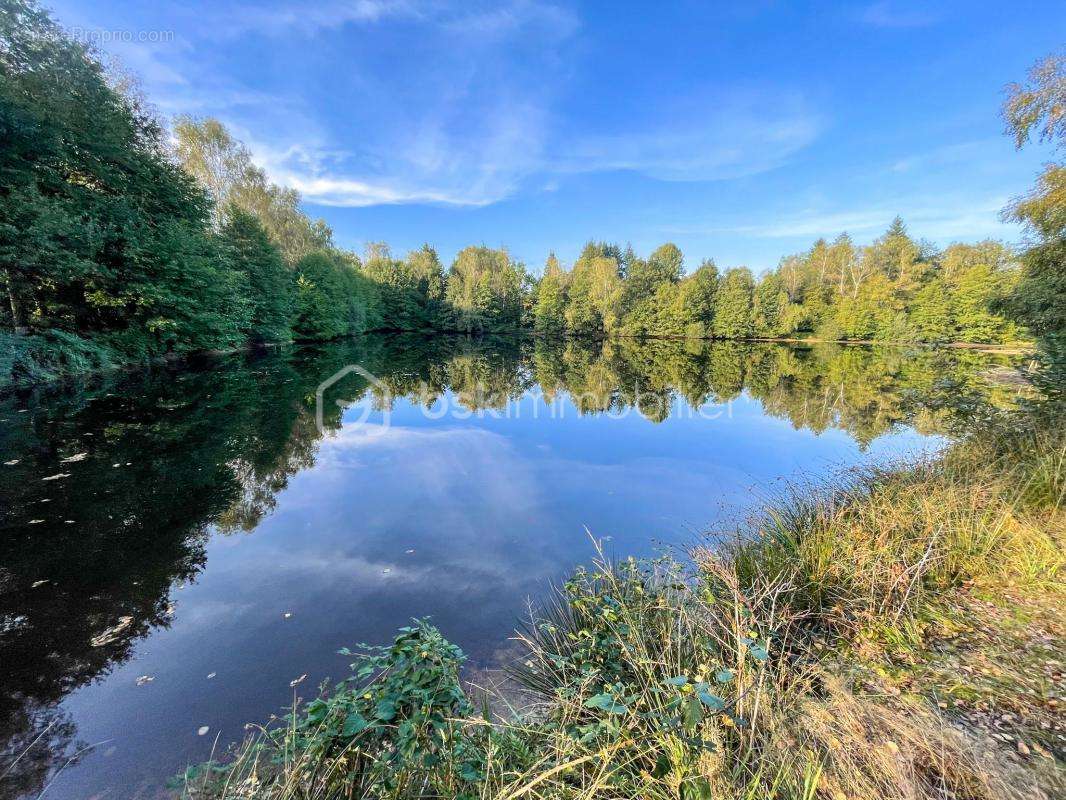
[179, 620, 489, 799]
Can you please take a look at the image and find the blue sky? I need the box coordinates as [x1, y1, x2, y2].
[52, 0, 1065, 274]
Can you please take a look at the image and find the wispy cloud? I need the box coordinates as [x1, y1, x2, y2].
[858, 1, 939, 29]
[78, 0, 821, 209]
[664, 195, 1018, 243]
[198, 0, 419, 39]
[555, 89, 822, 182]
[244, 85, 822, 207]
[888, 139, 1006, 174]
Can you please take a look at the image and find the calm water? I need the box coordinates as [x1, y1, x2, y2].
[0, 335, 1023, 799]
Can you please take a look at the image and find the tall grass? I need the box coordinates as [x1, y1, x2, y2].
[179, 402, 1064, 800]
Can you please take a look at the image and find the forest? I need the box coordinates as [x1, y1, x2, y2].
[3, 0, 1062, 387]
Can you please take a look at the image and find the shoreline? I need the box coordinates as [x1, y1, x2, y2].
[0, 328, 1034, 392]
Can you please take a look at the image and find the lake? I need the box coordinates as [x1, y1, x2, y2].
[0, 334, 1024, 799]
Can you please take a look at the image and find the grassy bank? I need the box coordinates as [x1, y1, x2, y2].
[176, 395, 1064, 800]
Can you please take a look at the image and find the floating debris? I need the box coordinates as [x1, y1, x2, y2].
[135, 675, 154, 686]
[4, 459, 19, 466]
[289, 674, 307, 687]
[206, 672, 217, 679]
[382, 568, 391, 574]
[60, 452, 88, 463]
[405, 549, 415, 554]
[31, 580, 49, 588]
[42, 473, 71, 481]
[28, 519, 44, 524]
[197, 726, 210, 736]
[91, 616, 133, 647]
[64, 520, 75, 524]
[283, 612, 293, 619]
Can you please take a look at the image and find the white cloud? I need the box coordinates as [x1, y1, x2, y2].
[241, 86, 822, 207]
[79, 0, 822, 209]
[670, 195, 1018, 243]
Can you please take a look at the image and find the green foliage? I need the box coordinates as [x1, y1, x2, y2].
[534, 253, 568, 336]
[220, 209, 292, 343]
[753, 273, 788, 337]
[0, 0, 244, 356]
[291, 250, 376, 341]
[2, 3, 1054, 390]
[712, 268, 755, 339]
[445, 246, 528, 334]
[1000, 55, 1066, 348]
[0, 329, 116, 383]
[563, 250, 617, 337]
[173, 116, 333, 262]
[363, 243, 447, 331]
[180, 620, 488, 798]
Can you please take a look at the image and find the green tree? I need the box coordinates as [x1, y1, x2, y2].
[534, 253, 568, 336]
[445, 246, 527, 333]
[173, 117, 332, 263]
[753, 273, 789, 337]
[1001, 53, 1066, 346]
[712, 268, 755, 339]
[0, 0, 246, 361]
[291, 250, 374, 340]
[221, 208, 292, 343]
[909, 280, 953, 342]
[565, 247, 621, 337]
[675, 259, 718, 338]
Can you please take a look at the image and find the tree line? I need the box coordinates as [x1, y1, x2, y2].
[531, 225, 1026, 345]
[1, 0, 1061, 385]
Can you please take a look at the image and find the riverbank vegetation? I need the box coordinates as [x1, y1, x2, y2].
[1, 0, 1050, 388]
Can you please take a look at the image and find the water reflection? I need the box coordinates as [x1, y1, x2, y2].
[0, 335, 1024, 798]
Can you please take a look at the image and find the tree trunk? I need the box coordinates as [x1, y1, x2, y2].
[5, 271, 28, 335]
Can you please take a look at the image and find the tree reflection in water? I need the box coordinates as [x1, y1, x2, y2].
[0, 334, 1027, 796]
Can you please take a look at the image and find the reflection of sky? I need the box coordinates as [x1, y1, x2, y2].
[55, 388, 940, 799]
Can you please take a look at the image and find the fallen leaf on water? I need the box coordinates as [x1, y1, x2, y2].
[136, 675, 154, 686]
[31, 580, 49, 588]
[42, 473, 70, 481]
[29, 519, 44, 524]
[405, 549, 415, 554]
[60, 453, 88, 463]
[91, 616, 133, 647]
[290, 674, 307, 687]
[4, 460, 18, 466]
[206, 672, 216, 679]
[197, 726, 210, 736]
